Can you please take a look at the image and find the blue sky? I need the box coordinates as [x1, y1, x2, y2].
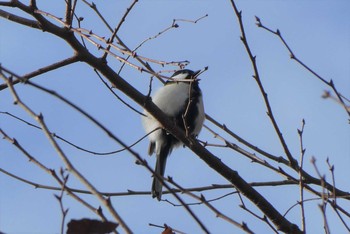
[1, 1, 349, 233]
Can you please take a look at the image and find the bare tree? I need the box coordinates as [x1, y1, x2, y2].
[0, 1, 349, 233]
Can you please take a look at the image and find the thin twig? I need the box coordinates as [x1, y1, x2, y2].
[204, 114, 350, 198]
[149, 223, 186, 234]
[81, 0, 113, 31]
[0, 55, 80, 91]
[297, 119, 306, 232]
[2, 70, 209, 233]
[173, 14, 208, 24]
[55, 169, 69, 234]
[0, 168, 300, 197]
[102, 0, 138, 60]
[255, 16, 350, 117]
[322, 90, 350, 113]
[311, 157, 330, 234]
[230, 0, 298, 170]
[205, 114, 288, 164]
[239, 204, 278, 234]
[93, 69, 146, 116]
[0, 9, 41, 29]
[0, 132, 112, 224]
[167, 178, 254, 234]
[116, 14, 207, 75]
[2, 76, 132, 234]
[0, 111, 157, 155]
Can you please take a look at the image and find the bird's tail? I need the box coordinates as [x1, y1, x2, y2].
[152, 143, 171, 201]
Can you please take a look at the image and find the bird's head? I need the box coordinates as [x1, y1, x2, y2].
[170, 69, 201, 82]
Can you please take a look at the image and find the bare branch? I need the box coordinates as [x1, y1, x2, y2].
[230, 0, 299, 171]
[102, 0, 138, 60]
[2, 1, 348, 233]
[0, 9, 41, 29]
[0, 111, 157, 156]
[297, 119, 307, 232]
[149, 223, 186, 234]
[1, 69, 210, 233]
[205, 114, 288, 164]
[55, 170, 69, 234]
[0, 168, 299, 197]
[64, 0, 72, 25]
[0, 55, 80, 91]
[1, 75, 132, 234]
[81, 0, 113, 31]
[93, 69, 146, 116]
[167, 178, 254, 234]
[255, 16, 350, 117]
[0, 131, 112, 223]
[311, 157, 331, 234]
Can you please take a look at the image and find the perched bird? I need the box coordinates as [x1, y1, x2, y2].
[142, 69, 205, 200]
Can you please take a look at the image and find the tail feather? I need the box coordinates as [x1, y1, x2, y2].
[152, 142, 171, 200]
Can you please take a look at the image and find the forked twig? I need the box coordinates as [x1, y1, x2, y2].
[255, 16, 350, 117]
[229, 0, 298, 170]
[1, 69, 209, 233]
[1, 75, 132, 234]
[311, 157, 331, 234]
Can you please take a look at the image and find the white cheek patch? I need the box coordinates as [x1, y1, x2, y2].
[171, 73, 188, 80]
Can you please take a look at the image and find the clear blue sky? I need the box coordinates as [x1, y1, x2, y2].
[1, 1, 349, 233]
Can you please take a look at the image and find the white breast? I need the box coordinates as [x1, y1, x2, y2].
[152, 82, 190, 116]
[142, 83, 190, 142]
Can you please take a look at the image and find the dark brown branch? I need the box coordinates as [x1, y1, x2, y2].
[0, 9, 41, 29]
[2, 66, 209, 232]
[4, 2, 348, 233]
[0, 55, 80, 91]
[1, 2, 301, 232]
[64, 0, 72, 25]
[0, 1, 12, 6]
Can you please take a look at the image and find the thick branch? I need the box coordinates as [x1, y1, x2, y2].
[0, 9, 41, 29]
[2, 2, 303, 233]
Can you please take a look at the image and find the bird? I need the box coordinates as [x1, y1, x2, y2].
[142, 69, 205, 200]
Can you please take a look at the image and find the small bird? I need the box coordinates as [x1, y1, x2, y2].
[142, 69, 205, 200]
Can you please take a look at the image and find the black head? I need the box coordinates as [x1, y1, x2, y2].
[170, 69, 201, 81]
